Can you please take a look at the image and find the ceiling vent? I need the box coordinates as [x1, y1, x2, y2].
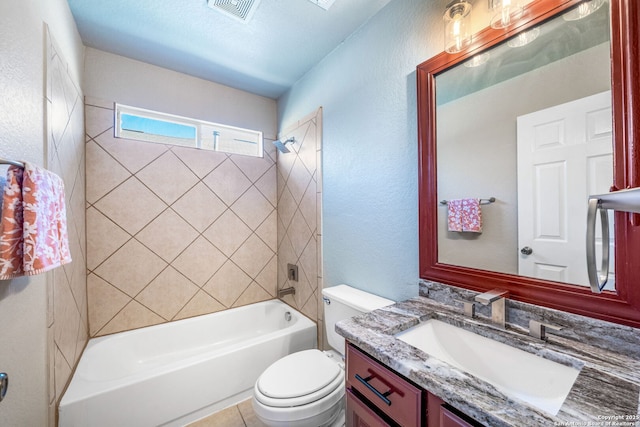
[308, 0, 336, 10]
[207, 0, 262, 23]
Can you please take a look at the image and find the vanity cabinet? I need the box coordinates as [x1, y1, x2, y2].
[345, 343, 485, 427]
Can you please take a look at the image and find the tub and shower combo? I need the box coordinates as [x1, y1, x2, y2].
[58, 300, 316, 427]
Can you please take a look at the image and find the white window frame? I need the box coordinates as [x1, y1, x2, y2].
[114, 103, 263, 157]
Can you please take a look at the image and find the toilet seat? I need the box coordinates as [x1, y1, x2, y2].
[255, 349, 345, 408]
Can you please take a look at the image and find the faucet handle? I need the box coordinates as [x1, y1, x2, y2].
[455, 299, 475, 318]
[529, 320, 562, 340]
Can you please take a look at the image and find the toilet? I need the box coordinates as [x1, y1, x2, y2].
[252, 285, 394, 427]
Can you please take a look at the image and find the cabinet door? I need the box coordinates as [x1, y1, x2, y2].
[440, 407, 475, 427]
[346, 344, 422, 427]
[346, 389, 391, 427]
[427, 392, 484, 427]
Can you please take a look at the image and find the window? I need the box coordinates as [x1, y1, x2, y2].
[115, 104, 263, 157]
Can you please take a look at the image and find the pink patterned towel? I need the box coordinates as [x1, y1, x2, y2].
[0, 163, 72, 279]
[447, 198, 482, 233]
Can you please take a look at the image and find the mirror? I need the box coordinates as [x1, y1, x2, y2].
[436, 1, 612, 289]
[418, 0, 640, 327]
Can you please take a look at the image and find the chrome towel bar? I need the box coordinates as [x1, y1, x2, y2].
[0, 157, 25, 168]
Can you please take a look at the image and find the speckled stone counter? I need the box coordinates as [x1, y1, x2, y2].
[336, 287, 640, 427]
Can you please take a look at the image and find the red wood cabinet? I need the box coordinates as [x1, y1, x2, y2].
[346, 343, 486, 427]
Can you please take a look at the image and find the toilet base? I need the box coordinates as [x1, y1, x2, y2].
[252, 396, 344, 427]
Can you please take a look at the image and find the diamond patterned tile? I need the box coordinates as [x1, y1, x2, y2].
[137, 267, 199, 320]
[136, 209, 199, 262]
[86, 140, 131, 204]
[94, 177, 166, 235]
[300, 180, 317, 233]
[299, 237, 318, 289]
[203, 159, 251, 205]
[287, 158, 313, 204]
[233, 282, 271, 307]
[231, 186, 274, 230]
[231, 233, 274, 278]
[98, 300, 164, 336]
[298, 122, 318, 174]
[288, 210, 313, 258]
[203, 261, 252, 307]
[255, 164, 277, 206]
[230, 153, 273, 183]
[85, 104, 114, 139]
[172, 146, 227, 178]
[95, 131, 169, 174]
[86, 207, 130, 271]
[174, 290, 226, 320]
[53, 269, 80, 366]
[94, 239, 167, 297]
[203, 210, 252, 256]
[277, 187, 297, 230]
[137, 151, 199, 205]
[87, 273, 131, 336]
[255, 210, 277, 252]
[172, 236, 227, 286]
[172, 182, 226, 232]
[254, 255, 277, 297]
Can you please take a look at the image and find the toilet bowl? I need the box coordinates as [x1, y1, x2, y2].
[252, 285, 394, 427]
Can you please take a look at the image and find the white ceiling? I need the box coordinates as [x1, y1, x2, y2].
[67, 0, 393, 99]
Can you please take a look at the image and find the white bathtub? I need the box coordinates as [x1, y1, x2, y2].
[59, 300, 317, 427]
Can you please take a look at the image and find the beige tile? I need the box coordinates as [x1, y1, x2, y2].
[231, 234, 274, 279]
[84, 104, 114, 140]
[288, 210, 313, 258]
[54, 346, 72, 401]
[230, 152, 273, 183]
[254, 164, 277, 206]
[302, 290, 319, 322]
[172, 236, 227, 286]
[188, 405, 245, 427]
[233, 282, 272, 307]
[87, 273, 131, 336]
[174, 290, 226, 320]
[254, 256, 277, 297]
[231, 186, 274, 230]
[288, 157, 313, 204]
[94, 177, 167, 235]
[277, 187, 297, 230]
[137, 267, 199, 320]
[203, 261, 252, 307]
[94, 239, 167, 297]
[172, 146, 227, 178]
[86, 207, 130, 270]
[84, 96, 113, 109]
[203, 159, 252, 205]
[299, 237, 318, 290]
[203, 210, 252, 257]
[255, 210, 277, 252]
[300, 181, 317, 233]
[137, 151, 199, 204]
[239, 399, 268, 427]
[99, 300, 164, 336]
[298, 123, 318, 175]
[96, 131, 170, 174]
[173, 182, 226, 232]
[53, 269, 80, 366]
[86, 140, 131, 204]
[136, 209, 198, 262]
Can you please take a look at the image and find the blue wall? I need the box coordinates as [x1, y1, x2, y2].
[277, 0, 447, 302]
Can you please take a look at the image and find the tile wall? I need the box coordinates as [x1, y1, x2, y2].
[85, 99, 278, 336]
[276, 108, 324, 348]
[45, 27, 88, 419]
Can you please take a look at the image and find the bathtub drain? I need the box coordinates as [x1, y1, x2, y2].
[284, 311, 292, 322]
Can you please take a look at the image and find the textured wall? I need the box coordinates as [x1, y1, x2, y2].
[86, 99, 278, 336]
[276, 108, 323, 347]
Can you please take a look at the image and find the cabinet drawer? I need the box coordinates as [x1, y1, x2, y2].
[346, 344, 422, 427]
[346, 389, 391, 427]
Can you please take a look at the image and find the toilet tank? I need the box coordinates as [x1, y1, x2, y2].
[322, 284, 394, 355]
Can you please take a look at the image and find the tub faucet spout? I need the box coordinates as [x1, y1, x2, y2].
[278, 287, 296, 298]
[475, 289, 509, 328]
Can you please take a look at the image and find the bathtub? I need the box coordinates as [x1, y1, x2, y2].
[58, 300, 316, 427]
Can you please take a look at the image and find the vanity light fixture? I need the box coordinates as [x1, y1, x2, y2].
[563, 0, 605, 21]
[489, 0, 524, 29]
[507, 27, 540, 47]
[444, 0, 472, 54]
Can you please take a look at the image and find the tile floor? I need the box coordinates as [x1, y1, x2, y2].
[187, 398, 267, 427]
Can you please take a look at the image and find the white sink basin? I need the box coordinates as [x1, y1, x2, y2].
[395, 319, 580, 416]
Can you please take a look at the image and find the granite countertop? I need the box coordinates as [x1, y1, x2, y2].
[336, 296, 640, 427]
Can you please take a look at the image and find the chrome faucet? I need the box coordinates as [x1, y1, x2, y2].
[529, 320, 562, 340]
[474, 289, 509, 328]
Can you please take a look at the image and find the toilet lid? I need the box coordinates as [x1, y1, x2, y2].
[256, 349, 343, 406]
